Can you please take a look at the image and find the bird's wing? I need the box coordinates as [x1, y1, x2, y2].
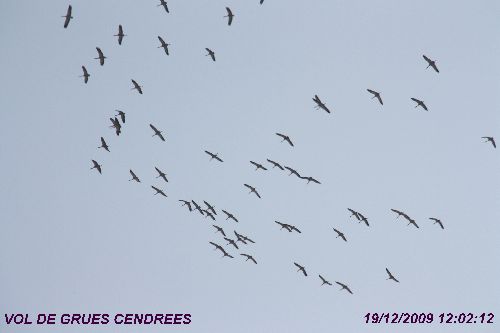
[377, 95, 383, 105]
[244, 184, 251, 189]
[158, 133, 165, 141]
[386, 268, 391, 276]
[276, 133, 285, 139]
[158, 36, 165, 44]
[411, 98, 419, 103]
[215, 156, 223, 162]
[287, 138, 294, 146]
[64, 6, 71, 28]
[431, 63, 439, 73]
[492, 139, 496, 148]
[367, 89, 376, 95]
[132, 79, 138, 87]
[421, 102, 428, 111]
[100, 137, 106, 146]
[150, 124, 158, 132]
[422, 55, 431, 64]
[255, 191, 261, 198]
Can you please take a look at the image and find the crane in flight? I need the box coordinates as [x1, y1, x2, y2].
[157, 0, 169, 13]
[98, 137, 109, 152]
[294, 262, 307, 276]
[335, 281, 353, 294]
[157, 36, 170, 55]
[129, 170, 140, 183]
[80, 66, 90, 83]
[131, 79, 143, 94]
[348, 208, 361, 221]
[222, 210, 238, 222]
[204, 201, 217, 215]
[224, 237, 239, 249]
[284, 166, 301, 178]
[150, 124, 165, 141]
[151, 186, 167, 197]
[275, 221, 292, 232]
[212, 225, 226, 237]
[109, 117, 121, 136]
[319, 275, 332, 286]
[482, 136, 496, 148]
[267, 159, 284, 170]
[191, 200, 205, 215]
[62, 5, 73, 28]
[234, 231, 255, 244]
[204, 210, 216, 221]
[367, 89, 383, 105]
[91, 160, 102, 174]
[385, 268, 400, 283]
[224, 7, 234, 26]
[205, 48, 216, 62]
[357, 212, 370, 227]
[240, 254, 257, 264]
[300, 176, 321, 184]
[205, 150, 223, 162]
[95, 47, 106, 66]
[244, 184, 261, 198]
[154, 167, 168, 182]
[429, 217, 444, 229]
[114, 25, 126, 45]
[209, 242, 233, 258]
[179, 200, 192, 211]
[423, 55, 439, 73]
[289, 225, 301, 233]
[275, 133, 294, 147]
[406, 218, 419, 229]
[333, 228, 347, 242]
[250, 161, 268, 171]
[411, 97, 428, 111]
[312, 95, 331, 113]
[390, 209, 407, 219]
[115, 110, 125, 123]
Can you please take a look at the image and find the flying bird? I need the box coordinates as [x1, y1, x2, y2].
[109, 117, 121, 136]
[411, 98, 428, 111]
[157, 0, 169, 13]
[333, 228, 347, 242]
[94, 47, 106, 66]
[275, 221, 292, 232]
[212, 225, 226, 237]
[129, 170, 140, 182]
[204, 210, 216, 221]
[357, 212, 370, 227]
[335, 281, 353, 294]
[62, 5, 73, 28]
[240, 254, 257, 264]
[289, 225, 301, 233]
[151, 186, 167, 197]
[154, 167, 168, 182]
[235, 231, 255, 244]
[179, 200, 192, 211]
[205, 150, 223, 162]
[191, 200, 205, 215]
[115, 110, 125, 123]
[348, 208, 361, 221]
[205, 48, 216, 62]
[385, 268, 400, 283]
[266, 159, 284, 170]
[429, 217, 444, 229]
[244, 184, 261, 198]
[482, 136, 496, 148]
[224, 7, 234, 26]
[222, 210, 238, 222]
[150, 124, 165, 141]
[275, 133, 294, 147]
[319, 275, 332, 286]
[390, 209, 407, 219]
[294, 262, 307, 276]
[312, 95, 331, 113]
[204, 201, 217, 215]
[131, 79, 143, 94]
[98, 137, 109, 152]
[224, 237, 239, 249]
[157, 36, 170, 55]
[423, 55, 439, 73]
[300, 176, 321, 184]
[209, 242, 233, 258]
[284, 166, 301, 178]
[114, 25, 126, 45]
[80, 66, 90, 83]
[250, 161, 268, 171]
[91, 160, 102, 174]
[407, 218, 419, 229]
[367, 89, 383, 105]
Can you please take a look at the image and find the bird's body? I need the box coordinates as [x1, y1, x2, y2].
[114, 25, 125, 45]
[205, 48, 216, 61]
[429, 217, 444, 229]
[267, 159, 284, 170]
[131, 79, 143, 94]
[129, 170, 140, 182]
[222, 210, 238, 222]
[157, 36, 170, 55]
[386, 268, 400, 283]
[95, 47, 106, 66]
[411, 97, 428, 111]
[150, 124, 165, 141]
[62, 5, 73, 28]
[91, 160, 102, 174]
[294, 262, 307, 276]
[98, 137, 109, 152]
[151, 186, 167, 197]
[423, 55, 439, 73]
[275, 133, 294, 147]
[312, 94, 331, 113]
[244, 184, 261, 198]
[224, 7, 234, 26]
[367, 89, 383, 105]
[80, 66, 90, 83]
[241, 254, 257, 264]
[205, 150, 223, 162]
[482, 136, 496, 148]
[333, 228, 347, 242]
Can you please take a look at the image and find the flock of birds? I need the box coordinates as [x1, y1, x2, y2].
[62, 2, 497, 295]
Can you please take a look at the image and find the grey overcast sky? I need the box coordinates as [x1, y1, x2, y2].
[1, 0, 499, 332]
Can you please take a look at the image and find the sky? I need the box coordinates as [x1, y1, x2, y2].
[0, 0, 499, 332]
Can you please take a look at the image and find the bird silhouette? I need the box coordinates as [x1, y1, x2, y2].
[289, 225, 301, 233]
[240, 254, 257, 264]
[250, 161, 268, 171]
[91, 160, 102, 174]
[385, 268, 400, 283]
[482, 136, 496, 148]
[109, 117, 121, 136]
[357, 212, 370, 227]
[179, 200, 192, 211]
[367, 89, 383, 105]
[129, 170, 140, 182]
[209, 242, 233, 258]
[224, 7, 234, 26]
[222, 210, 238, 222]
[284, 166, 301, 178]
[390, 209, 407, 219]
[411, 97, 428, 111]
[335, 281, 353, 294]
[300, 176, 321, 184]
[429, 217, 444, 229]
[205, 48, 216, 62]
[294, 262, 307, 276]
[98, 137, 109, 152]
[115, 110, 125, 123]
[212, 225, 226, 237]
[150, 124, 165, 141]
[244, 184, 261, 198]
[154, 167, 168, 182]
[157, 36, 170, 55]
[131, 79, 143, 94]
[80, 66, 90, 83]
[275, 221, 292, 232]
[224, 237, 239, 249]
[333, 228, 347, 242]
[423, 55, 439, 73]
[205, 150, 223, 162]
[62, 5, 73, 28]
[348, 208, 361, 221]
[275, 133, 294, 147]
[191, 200, 205, 215]
[234, 231, 255, 244]
[157, 0, 169, 13]
[151, 186, 167, 197]
[94, 47, 106, 66]
[203, 201, 217, 215]
[266, 159, 284, 170]
[312, 95, 331, 113]
[319, 275, 332, 286]
[204, 210, 216, 221]
[114, 25, 126, 45]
